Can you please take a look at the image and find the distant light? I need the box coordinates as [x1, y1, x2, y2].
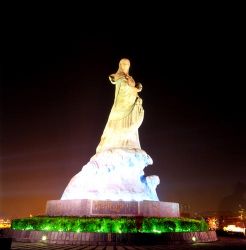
[29, 214, 33, 218]
[192, 236, 196, 242]
[223, 225, 245, 235]
[41, 235, 47, 241]
[0, 219, 11, 229]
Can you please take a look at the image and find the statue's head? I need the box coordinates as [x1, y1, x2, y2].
[119, 58, 130, 74]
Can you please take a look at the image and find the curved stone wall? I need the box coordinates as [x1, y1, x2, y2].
[4, 229, 217, 245]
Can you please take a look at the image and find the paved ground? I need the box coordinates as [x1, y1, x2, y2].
[9, 236, 246, 249]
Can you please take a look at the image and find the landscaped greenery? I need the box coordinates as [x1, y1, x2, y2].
[11, 216, 208, 233]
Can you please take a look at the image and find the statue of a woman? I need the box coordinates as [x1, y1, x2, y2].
[96, 58, 144, 153]
[60, 58, 160, 201]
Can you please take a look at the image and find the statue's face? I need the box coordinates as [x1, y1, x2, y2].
[120, 59, 130, 74]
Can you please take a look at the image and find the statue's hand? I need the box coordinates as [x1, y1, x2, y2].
[136, 83, 143, 92]
[109, 74, 115, 83]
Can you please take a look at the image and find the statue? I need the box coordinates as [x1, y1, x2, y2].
[61, 58, 160, 202]
[96, 58, 144, 153]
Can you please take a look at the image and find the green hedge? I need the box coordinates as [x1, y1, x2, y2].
[11, 216, 208, 233]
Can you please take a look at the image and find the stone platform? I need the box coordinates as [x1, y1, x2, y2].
[4, 229, 218, 245]
[46, 199, 180, 217]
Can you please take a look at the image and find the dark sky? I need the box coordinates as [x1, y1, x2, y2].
[1, 18, 245, 219]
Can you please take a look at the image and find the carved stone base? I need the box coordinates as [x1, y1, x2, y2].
[45, 199, 180, 217]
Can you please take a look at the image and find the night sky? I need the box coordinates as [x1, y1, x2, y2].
[1, 18, 245, 219]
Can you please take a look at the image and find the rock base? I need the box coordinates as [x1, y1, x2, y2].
[61, 148, 160, 201]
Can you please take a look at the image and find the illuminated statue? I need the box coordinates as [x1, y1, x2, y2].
[61, 58, 160, 201]
[96, 58, 144, 153]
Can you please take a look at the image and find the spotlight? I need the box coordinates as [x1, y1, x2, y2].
[41, 235, 47, 241]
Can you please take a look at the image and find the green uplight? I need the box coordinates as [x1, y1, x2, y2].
[11, 216, 208, 234]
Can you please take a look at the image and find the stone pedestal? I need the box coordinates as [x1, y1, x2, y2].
[46, 199, 180, 218]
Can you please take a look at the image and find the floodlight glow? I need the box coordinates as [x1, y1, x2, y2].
[192, 236, 196, 242]
[41, 235, 47, 241]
